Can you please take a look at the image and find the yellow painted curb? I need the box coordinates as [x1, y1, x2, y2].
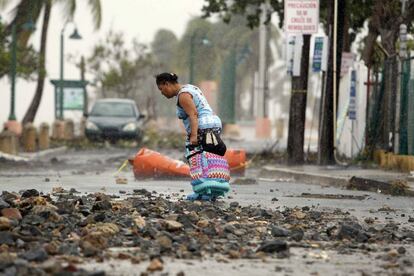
[374, 149, 414, 172]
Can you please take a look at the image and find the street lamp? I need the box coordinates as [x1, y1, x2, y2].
[189, 33, 210, 84]
[8, 20, 36, 121]
[219, 44, 251, 124]
[58, 22, 82, 120]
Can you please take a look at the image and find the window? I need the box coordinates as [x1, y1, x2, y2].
[90, 102, 136, 117]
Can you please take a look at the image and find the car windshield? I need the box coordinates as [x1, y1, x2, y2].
[90, 102, 136, 117]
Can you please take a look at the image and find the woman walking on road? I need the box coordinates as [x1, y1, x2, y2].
[155, 72, 230, 201]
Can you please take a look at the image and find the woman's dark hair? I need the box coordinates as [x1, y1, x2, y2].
[155, 72, 179, 85]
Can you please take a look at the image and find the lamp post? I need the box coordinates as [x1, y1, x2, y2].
[8, 24, 17, 121]
[8, 20, 36, 121]
[219, 44, 250, 125]
[189, 33, 209, 84]
[58, 23, 82, 120]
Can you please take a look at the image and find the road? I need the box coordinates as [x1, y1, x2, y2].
[1, 146, 413, 275]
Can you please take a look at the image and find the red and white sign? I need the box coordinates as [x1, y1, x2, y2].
[284, 0, 319, 34]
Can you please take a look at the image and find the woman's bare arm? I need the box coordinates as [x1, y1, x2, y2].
[178, 92, 198, 145]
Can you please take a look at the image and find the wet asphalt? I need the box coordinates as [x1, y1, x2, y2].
[1, 147, 414, 275]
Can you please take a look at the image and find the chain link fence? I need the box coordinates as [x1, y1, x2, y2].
[400, 56, 414, 154]
[368, 55, 414, 155]
[366, 56, 397, 153]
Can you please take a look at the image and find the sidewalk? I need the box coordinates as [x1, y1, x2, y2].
[260, 165, 414, 196]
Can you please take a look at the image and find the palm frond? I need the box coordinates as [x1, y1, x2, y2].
[7, 0, 44, 46]
[55, 0, 76, 23]
[87, 0, 102, 30]
[0, 0, 13, 10]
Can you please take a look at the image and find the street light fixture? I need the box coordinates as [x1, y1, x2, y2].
[58, 23, 82, 120]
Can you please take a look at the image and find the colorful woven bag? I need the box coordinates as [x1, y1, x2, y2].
[185, 146, 231, 199]
[187, 149, 230, 184]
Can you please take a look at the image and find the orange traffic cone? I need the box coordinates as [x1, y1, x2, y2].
[224, 149, 246, 175]
[130, 148, 246, 179]
[131, 148, 189, 179]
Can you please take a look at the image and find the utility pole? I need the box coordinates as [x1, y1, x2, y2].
[255, 0, 270, 138]
[318, 0, 345, 165]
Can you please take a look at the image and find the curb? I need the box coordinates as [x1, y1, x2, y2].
[260, 166, 414, 197]
[1, 146, 68, 162]
[0, 152, 29, 162]
[348, 176, 414, 197]
[260, 166, 349, 188]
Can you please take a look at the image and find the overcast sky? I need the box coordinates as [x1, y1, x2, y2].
[0, 0, 206, 125]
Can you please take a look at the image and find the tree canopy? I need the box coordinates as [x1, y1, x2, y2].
[83, 30, 162, 118]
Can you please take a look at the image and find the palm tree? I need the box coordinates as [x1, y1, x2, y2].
[1, 0, 102, 124]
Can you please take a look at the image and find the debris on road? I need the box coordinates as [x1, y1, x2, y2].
[0, 187, 413, 275]
[115, 177, 128, 184]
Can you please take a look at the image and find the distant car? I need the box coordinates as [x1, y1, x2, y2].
[85, 98, 145, 142]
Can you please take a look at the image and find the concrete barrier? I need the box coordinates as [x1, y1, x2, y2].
[22, 123, 37, 152]
[79, 118, 86, 138]
[3, 121, 22, 136]
[0, 130, 18, 155]
[38, 123, 50, 150]
[52, 120, 64, 140]
[64, 119, 74, 140]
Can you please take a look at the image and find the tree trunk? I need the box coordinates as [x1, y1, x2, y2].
[361, 28, 379, 67]
[287, 34, 311, 165]
[335, 0, 345, 107]
[378, 28, 398, 150]
[22, 1, 51, 125]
